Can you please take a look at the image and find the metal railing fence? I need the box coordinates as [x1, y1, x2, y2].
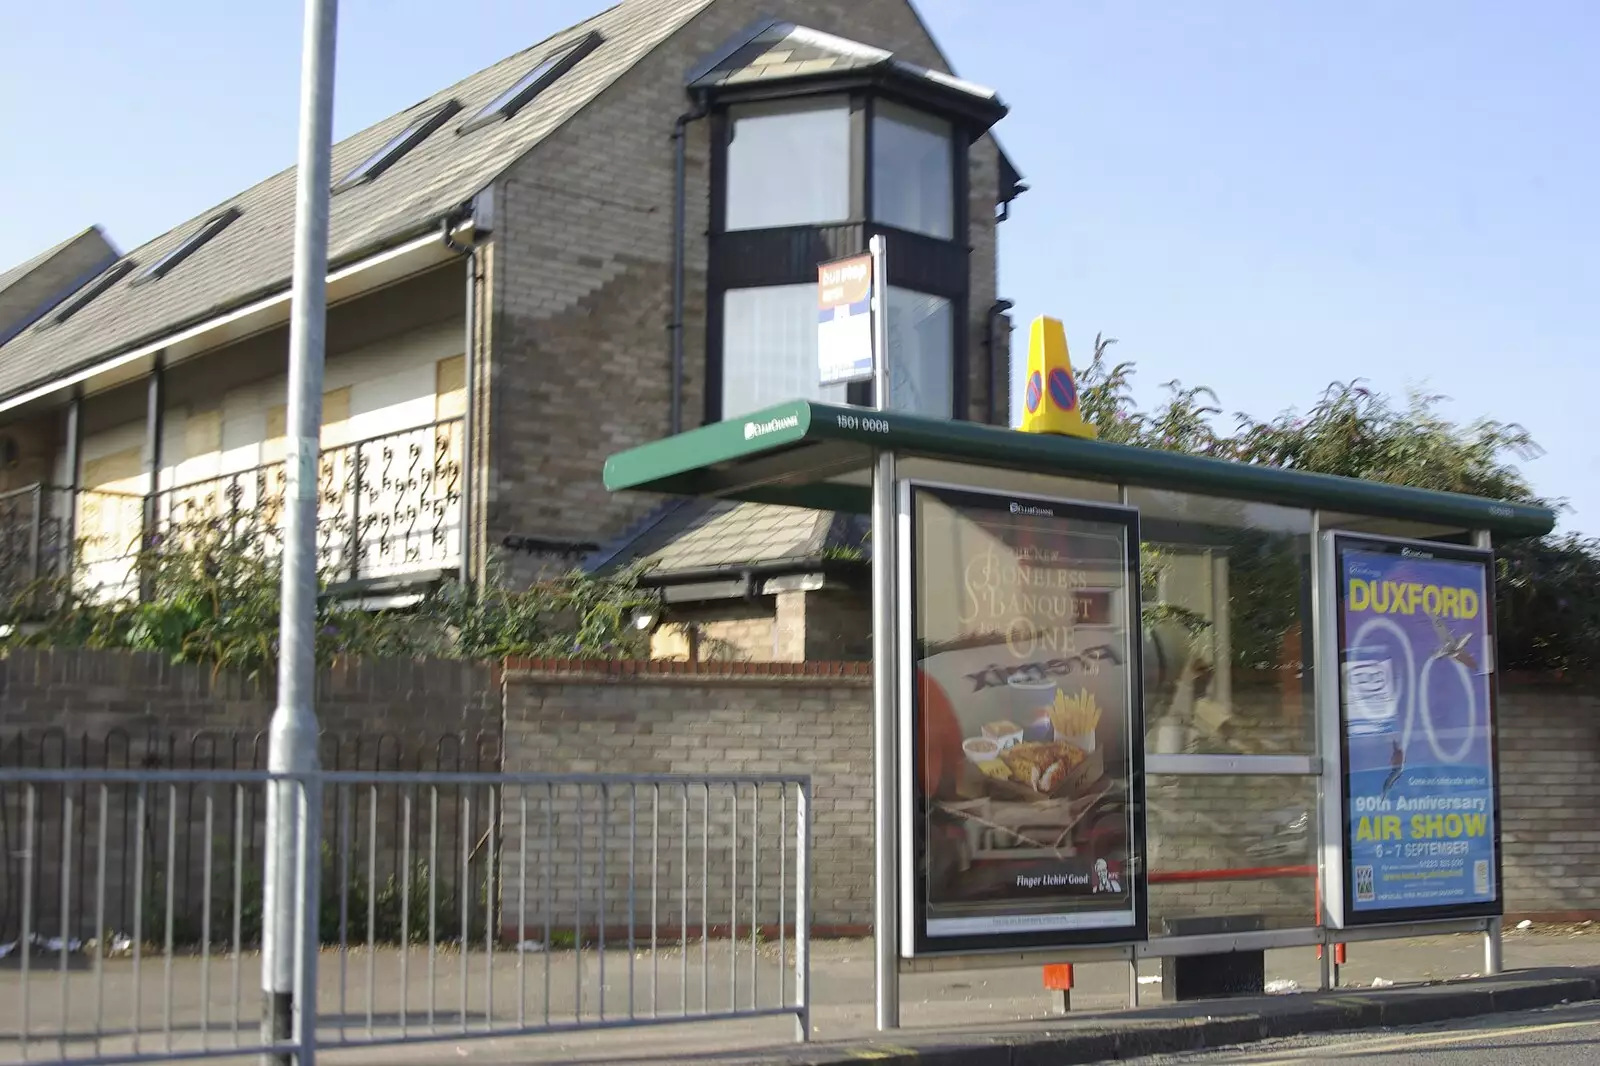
[0, 767, 812, 1065]
[0, 729, 502, 950]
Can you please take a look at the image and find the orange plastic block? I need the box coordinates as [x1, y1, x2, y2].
[1042, 963, 1075, 991]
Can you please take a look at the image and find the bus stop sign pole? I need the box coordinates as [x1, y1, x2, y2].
[868, 233, 901, 1031]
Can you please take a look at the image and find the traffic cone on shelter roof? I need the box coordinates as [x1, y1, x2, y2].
[1019, 315, 1096, 439]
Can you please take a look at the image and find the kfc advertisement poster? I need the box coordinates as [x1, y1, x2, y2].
[903, 483, 1147, 954]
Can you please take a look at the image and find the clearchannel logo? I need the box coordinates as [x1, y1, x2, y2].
[744, 414, 800, 440]
[1009, 501, 1056, 518]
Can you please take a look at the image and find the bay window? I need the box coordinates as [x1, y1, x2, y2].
[873, 101, 954, 239]
[721, 285, 848, 420]
[725, 98, 851, 231]
[885, 288, 953, 418]
[709, 88, 980, 425]
[720, 283, 954, 421]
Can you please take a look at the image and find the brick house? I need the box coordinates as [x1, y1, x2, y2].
[0, 0, 1020, 648]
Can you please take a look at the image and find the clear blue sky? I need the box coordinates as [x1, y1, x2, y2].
[3, 1, 1595, 530]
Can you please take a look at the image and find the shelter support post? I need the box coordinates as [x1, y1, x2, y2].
[1474, 528, 1503, 976]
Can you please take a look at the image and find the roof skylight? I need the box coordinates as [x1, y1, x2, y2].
[460, 32, 602, 134]
[47, 260, 136, 326]
[335, 99, 462, 192]
[133, 208, 241, 286]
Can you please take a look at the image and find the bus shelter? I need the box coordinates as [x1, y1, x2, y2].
[603, 398, 1555, 1029]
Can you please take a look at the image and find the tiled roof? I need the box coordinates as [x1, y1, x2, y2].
[0, 0, 715, 405]
[593, 498, 868, 575]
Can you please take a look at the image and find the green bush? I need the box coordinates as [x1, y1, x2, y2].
[1079, 339, 1598, 672]
[0, 519, 660, 678]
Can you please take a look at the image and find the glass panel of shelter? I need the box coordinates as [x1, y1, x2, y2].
[894, 463, 1475, 940]
[1120, 485, 1321, 940]
[866, 462, 1492, 940]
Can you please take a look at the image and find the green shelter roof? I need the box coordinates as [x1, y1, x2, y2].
[603, 401, 1556, 540]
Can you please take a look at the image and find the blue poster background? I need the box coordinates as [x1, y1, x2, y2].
[1341, 547, 1497, 914]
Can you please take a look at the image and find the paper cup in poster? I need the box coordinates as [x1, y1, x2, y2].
[904, 483, 1145, 954]
[1336, 536, 1501, 923]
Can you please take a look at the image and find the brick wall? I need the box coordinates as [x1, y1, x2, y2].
[0, 648, 500, 744]
[797, 589, 873, 662]
[483, 0, 1004, 583]
[501, 659, 874, 934]
[652, 601, 781, 661]
[1498, 680, 1600, 921]
[647, 588, 872, 664]
[4, 648, 1596, 942]
[0, 649, 502, 942]
[498, 664, 1600, 934]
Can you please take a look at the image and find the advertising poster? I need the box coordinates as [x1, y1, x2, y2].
[904, 483, 1145, 954]
[1336, 536, 1502, 923]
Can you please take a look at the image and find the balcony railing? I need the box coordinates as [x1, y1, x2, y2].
[0, 418, 464, 604]
[0, 485, 70, 604]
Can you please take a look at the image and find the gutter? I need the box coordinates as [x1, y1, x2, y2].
[640, 556, 865, 596]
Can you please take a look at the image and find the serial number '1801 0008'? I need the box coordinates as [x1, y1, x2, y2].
[836, 413, 890, 433]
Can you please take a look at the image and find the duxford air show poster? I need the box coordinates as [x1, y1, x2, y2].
[903, 483, 1146, 956]
[1335, 535, 1502, 924]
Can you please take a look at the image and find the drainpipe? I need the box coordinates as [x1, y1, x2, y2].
[442, 212, 478, 586]
[670, 96, 709, 437]
[61, 391, 82, 580]
[140, 354, 165, 601]
[461, 249, 478, 587]
[984, 299, 1014, 426]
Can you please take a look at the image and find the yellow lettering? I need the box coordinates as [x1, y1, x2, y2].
[1441, 586, 1459, 617]
[1382, 815, 1403, 840]
[1356, 816, 1374, 842]
[1460, 589, 1479, 619]
[1410, 813, 1480, 839]
[1423, 585, 1440, 615]
[1349, 579, 1370, 612]
[1005, 618, 1037, 659]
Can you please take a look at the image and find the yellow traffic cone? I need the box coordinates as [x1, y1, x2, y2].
[1019, 316, 1097, 439]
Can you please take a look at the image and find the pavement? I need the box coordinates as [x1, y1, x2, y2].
[1129, 999, 1600, 1064]
[4, 926, 1600, 1063]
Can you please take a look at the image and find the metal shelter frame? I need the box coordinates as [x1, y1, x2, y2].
[603, 397, 1556, 1031]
